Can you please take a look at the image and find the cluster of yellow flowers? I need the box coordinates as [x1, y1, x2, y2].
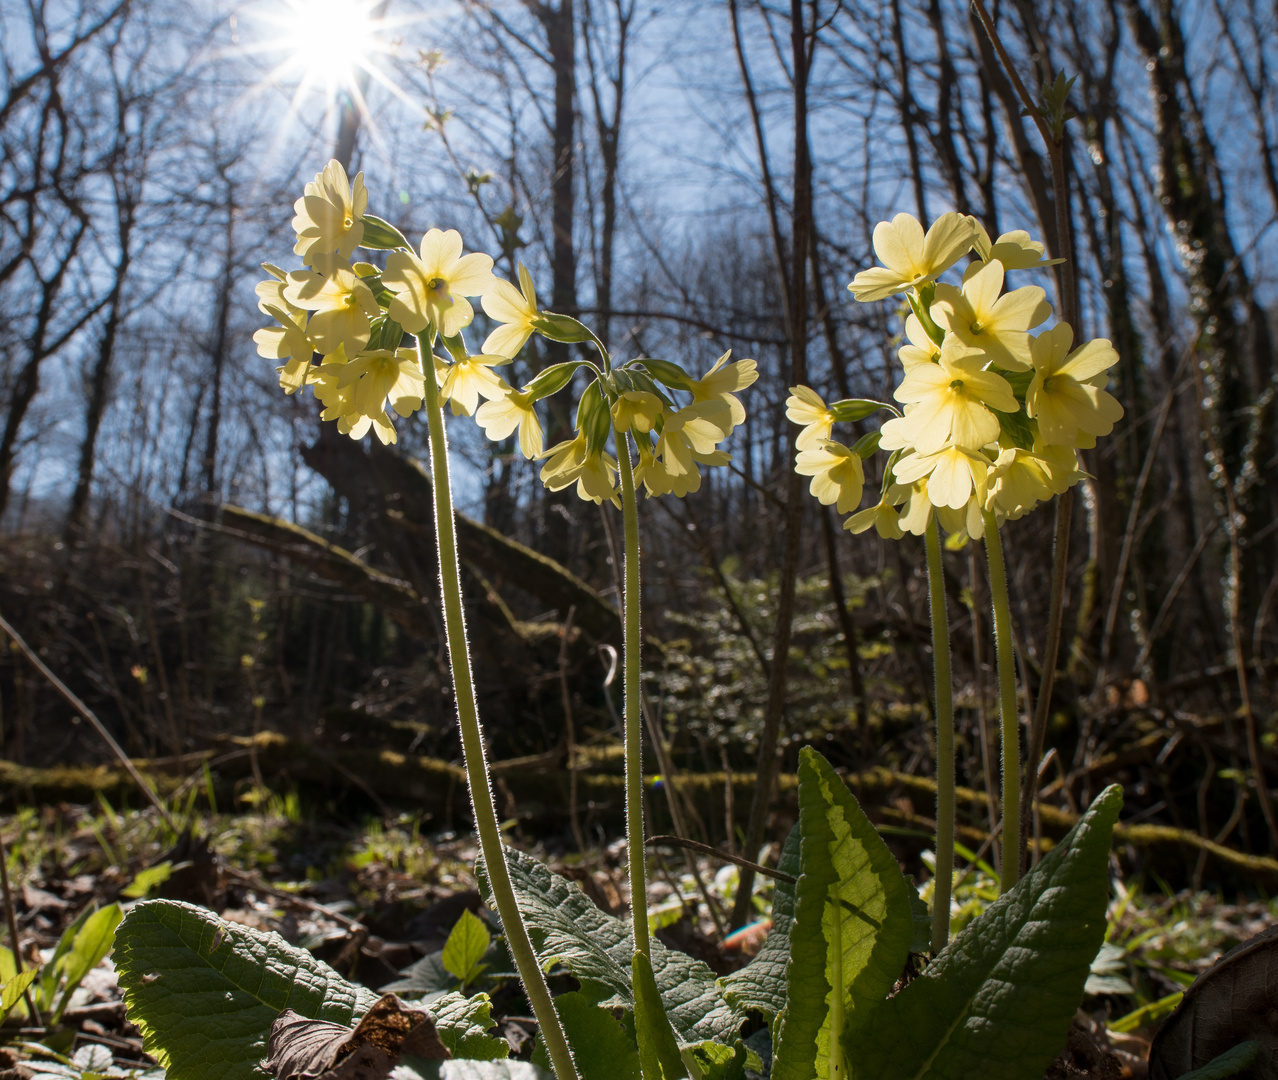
[787, 211, 1122, 541]
[255, 161, 755, 500]
[538, 351, 757, 505]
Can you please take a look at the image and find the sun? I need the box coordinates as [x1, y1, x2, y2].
[235, 0, 423, 143]
[283, 0, 381, 93]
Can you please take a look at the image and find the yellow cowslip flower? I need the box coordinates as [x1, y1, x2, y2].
[337, 347, 427, 429]
[256, 309, 314, 394]
[899, 314, 940, 369]
[636, 440, 730, 498]
[688, 351, 758, 430]
[383, 229, 496, 339]
[795, 440, 864, 513]
[891, 479, 934, 535]
[611, 391, 664, 434]
[292, 160, 368, 262]
[1026, 323, 1123, 448]
[309, 348, 423, 445]
[939, 499, 984, 541]
[893, 444, 990, 510]
[892, 343, 1018, 454]
[932, 259, 1049, 371]
[655, 400, 733, 477]
[888, 476, 984, 538]
[254, 279, 314, 394]
[849, 211, 976, 302]
[845, 498, 904, 540]
[439, 353, 510, 417]
[311, 370, 401, 445]
[283, 256, 380, 357]
[785, 385, 835, 450]
[475, 389, 544, 459]
[481, 263, 538, 358]
[1034, 441, 1085, 494]
[984, 447, 1057, 520]
[877, 409, 912, 452]
[540, 433, 619, 505]
[970, 224, 1064, 272]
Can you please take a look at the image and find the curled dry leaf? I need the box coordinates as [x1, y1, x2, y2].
[263, 993, 452, 1080]
[1148, 924, 1278, 1080]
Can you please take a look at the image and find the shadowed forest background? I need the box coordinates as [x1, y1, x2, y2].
[2, 0, 1278, 892]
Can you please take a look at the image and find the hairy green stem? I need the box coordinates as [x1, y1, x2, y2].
[983, 510, 1020, 893]
[614, 428, 650, 956]
[925, 519, 954, 951]
[418, 337, 579, 1080]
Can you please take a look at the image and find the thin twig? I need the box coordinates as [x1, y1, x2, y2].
[646, 835, 796, 885]
[0, 612, 177, 832]
[222, 867, 366, 931]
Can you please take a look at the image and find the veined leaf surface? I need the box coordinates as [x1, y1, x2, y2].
[476, 850, 739, 1044]
[115, 899, 380, 1080]
[772, 748, 914, 1080]
[845, 785, 1123, 1080]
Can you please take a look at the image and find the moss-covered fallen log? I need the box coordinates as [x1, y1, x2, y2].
[4, 736, 1274, 886]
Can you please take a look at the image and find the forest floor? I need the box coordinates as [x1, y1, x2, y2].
[1, 797, 1275, 1080]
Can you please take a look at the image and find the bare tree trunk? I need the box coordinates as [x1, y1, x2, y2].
[201, 182, 236, 507]
[731, 0, 813, 930]
[890, 0, 928, 222]
[66, 101, 140, 540]
[0, 217, 88, 521]
[582, 0, 632, 351]
[1125, 0, 1278, 637]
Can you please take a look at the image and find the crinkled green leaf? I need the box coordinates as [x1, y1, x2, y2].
[720, 825, 800, 1028]
[773, 748, 913, 1080]
[429, 991, 509, 1061]
[688, 1041, 748, 1080]
[531, 990, 641, 1080]
[846, 785, 1123, 1080]
[476, 851, 739, 1044]
[115, 899, 378, 1080]
[633, 951, 688, 1079]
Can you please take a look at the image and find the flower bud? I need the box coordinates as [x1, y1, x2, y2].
[526, 361, 582, 400]
[359, 214, 410, 250]
[830, 398, 893, 423]
[636, 358, 693, 390]
[852, 431, 883, 458]
[534, 312, 593, 344]
[577, 381, 612, 457]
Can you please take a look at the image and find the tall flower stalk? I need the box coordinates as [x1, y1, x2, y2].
[924, 519, 954, 949]
[417, 336, 580, 1080]
[613, 428, 650, 955]
[982, 507, 1021, 892]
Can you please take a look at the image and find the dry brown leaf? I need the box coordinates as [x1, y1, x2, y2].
[262, 993, 451, 1080]
[1148, 923, 1278, 1080]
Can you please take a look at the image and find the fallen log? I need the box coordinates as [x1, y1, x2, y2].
[301, 436, 621, 644]
[4, 735, 1276, 887]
